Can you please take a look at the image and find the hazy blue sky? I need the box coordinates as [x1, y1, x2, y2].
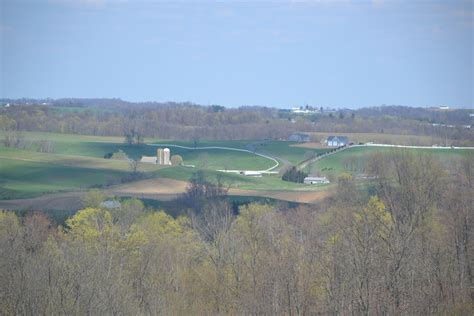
[1, 0, 472, 108]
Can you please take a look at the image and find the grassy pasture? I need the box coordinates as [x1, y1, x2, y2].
[0, 132, 280, 170]
[0, 158, 127, 199]
[251, 141, 329, 165]
[0, 147, 165, 172]
[0, 132, 321, 199]
[0, 131, 334, 200]
[307, 146, 473, 177]
[153, 147, 273, 170]
[0, 131, 318, 166]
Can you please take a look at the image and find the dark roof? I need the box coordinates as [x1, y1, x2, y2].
[327, 136, 348, 143]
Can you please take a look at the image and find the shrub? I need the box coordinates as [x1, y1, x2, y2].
[282, 166, 307, 183]
[170, 155, 183, 166]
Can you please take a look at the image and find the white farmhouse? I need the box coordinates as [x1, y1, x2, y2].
[326, 136, 349, 147]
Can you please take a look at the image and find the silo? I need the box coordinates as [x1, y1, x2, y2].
[163, 148, 171, 165]
[157, 148, 164, 165]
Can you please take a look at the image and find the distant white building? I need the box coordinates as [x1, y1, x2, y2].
[142, 148, 171, 165]
[326, 136, 349, 147]
[304, 176, 330, 184]
[240, 171, 263, 177]
[141, 156, 157, 164]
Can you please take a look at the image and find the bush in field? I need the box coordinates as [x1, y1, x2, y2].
[111, 149, 128, 160]
[170, 155, 183, 166]
[282, 166, 307, 183]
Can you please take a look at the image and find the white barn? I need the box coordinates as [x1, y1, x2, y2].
[240, 171, 263, 177]
[304, 176, 330, 184]
[141, 156, 157, 164]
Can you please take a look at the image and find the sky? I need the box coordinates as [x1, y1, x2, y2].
[0, 0, 473, 108]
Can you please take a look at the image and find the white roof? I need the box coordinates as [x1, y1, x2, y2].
[243, 171, 262, 176]
[141, 156, 157, 163]
[304, 176, 328, 181]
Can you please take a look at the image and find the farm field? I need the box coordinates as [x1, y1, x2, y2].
[155, 166, 332, 191]
[2, 131, 471, 203]
[307, 145, 473, 177]
[0, 158, 127, 199]
[149, 146, 274, 170]
[0, 132, 307, 169]
[0, 132, 328, 200]
[0, 146, 164, 172]
[251, 141, 329, 165]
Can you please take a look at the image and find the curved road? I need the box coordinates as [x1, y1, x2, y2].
[147, 143, 280, 173]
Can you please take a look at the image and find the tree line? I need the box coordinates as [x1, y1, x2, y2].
[1, 101, 472, 144]
[0, 151, 472, 314]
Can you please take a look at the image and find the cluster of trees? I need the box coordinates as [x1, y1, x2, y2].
[2, 131, 56, 153]
[282, 166, 308, 183]
[1, 151, 472, 314]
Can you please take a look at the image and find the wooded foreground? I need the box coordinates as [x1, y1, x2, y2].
[0, 151, 472, 315]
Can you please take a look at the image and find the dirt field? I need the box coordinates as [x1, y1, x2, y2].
[0, 178, 332, 211]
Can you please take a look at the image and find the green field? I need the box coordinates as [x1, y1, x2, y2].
[252, 141, 328, 165]
[152, 147, 273, 170]
[0, 158, 127, 199]
[307, 146, 473, 177]
[0, 132, 316, 170]
[0, 132, 326, 199]
[0, 146, 166, 172]
[3, 131, 469, 201]
[155, 166, 331, 191]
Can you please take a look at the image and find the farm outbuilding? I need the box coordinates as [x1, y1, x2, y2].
[304, 176, 330, 184]
[240, 171, 263, 177]
[141, 156, 157, 164]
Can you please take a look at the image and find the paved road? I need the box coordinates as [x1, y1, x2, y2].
[147, 143, 280, 173]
